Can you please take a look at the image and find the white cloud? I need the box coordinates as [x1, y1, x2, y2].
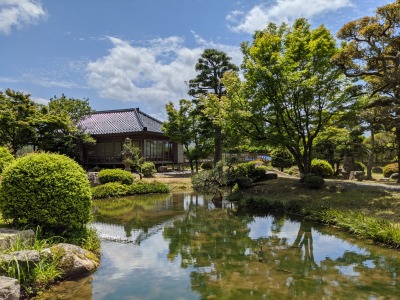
[86, 35, 241, 117]
[0, 0, 46, 35]
[227, 0, 352, 34]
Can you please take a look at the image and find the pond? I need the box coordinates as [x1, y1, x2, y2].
[39, 193, 400, 299]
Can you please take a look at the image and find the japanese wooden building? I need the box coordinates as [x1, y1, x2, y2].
[80, 108, 183, 169]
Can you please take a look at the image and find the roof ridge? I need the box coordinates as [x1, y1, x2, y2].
[137, 110, 163, 125]
[133, 108, 146, 129]
[91, 107, 139, 114]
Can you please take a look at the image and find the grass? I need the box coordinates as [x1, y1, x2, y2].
[229, 177, 400, 248]
[0, 226, 100, 297]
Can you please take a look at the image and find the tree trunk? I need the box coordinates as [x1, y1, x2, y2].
[396, 126, 400, 184]
[366, 125, 375, 180]
[214, 126, 222, 166]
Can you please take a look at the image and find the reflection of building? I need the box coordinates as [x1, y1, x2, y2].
[79, 108, 183, 169]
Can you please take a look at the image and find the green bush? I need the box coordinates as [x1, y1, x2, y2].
[355, 161, 366, 172]
[271, 148, 295, 171]
[92, 182, 129, 198]
[235, 176, 253, 189]
[201, 161, 213, 170]
[310, 159, 334, 178]
[0, 153, 91, 233]
[92, 181, 170, 199]
[141, 162, 156, 177]
[98, 169, 134, 185]
[303, 175, 325, 189]
[127, 181, 170, 195]
[383, 163, 398, 178]
[0, 147, 14, 174]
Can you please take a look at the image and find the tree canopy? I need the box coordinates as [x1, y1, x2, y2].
[221, 19, 355, 175]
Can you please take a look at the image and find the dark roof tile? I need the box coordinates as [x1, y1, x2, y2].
[80, 108, 162, 135]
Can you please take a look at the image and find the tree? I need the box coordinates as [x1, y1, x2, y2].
[188, 49, 238, 165]
[222, 19, 355, 176]
[0, 89, 39, 154]
[36, 94, 95, 160]
[162, 99, 212, 172]
[333, 1, 400, 182]
[0, 89, 94, 160]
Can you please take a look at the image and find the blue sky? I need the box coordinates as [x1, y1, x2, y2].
[0, 0, 394, 120]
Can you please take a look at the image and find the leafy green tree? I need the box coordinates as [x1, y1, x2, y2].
[0, 89, 39, 154]
[188, 49, 238, 165]
[162, 99, 212, 172]
[43, 94, 95, 160]
[271, 148, 294, 171]
[222, 19, 355, 176]
[333, 1, 400, 182]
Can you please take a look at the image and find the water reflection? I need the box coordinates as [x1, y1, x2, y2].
[39, 193, 400, 300]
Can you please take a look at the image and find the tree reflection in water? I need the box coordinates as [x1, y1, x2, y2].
[164, 202, 400, 299]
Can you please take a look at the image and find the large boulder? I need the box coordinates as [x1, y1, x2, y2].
[48, 243, 99, 279]
[0, 276, 20, 300]
[0, 229, 35, 251]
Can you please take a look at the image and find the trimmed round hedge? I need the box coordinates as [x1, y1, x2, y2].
[311, 159, 334, 178]
[383, 163, 398, 178]
[0, 146, 14, 174]
[0, 152, 92, 233]
[98, 168, 134, 185]
[141, 162, 156, 177]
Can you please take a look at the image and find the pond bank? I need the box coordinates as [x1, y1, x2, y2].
[229, 177, 400, 248]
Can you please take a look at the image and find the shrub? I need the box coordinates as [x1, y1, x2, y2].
[127, 181, 170, 194]
[271, 148, 295, 171]
[98, 169, 134, 185]
[0, 146, 14, 174]
[310, 159, 334, 178]
[141, 162, 156, 177]
[383, 163, 398, 178]
[355, 161, 366, 172]
[201, 161, 213, 170]
[235, 176, 253, 189]
[0, 153, 92, 233]
[92, 182, 129, 199]
[372, 167, 383, 174]
[303, 175, 325, 189]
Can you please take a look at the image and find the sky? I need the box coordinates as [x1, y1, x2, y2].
[0, 0, 394, 120]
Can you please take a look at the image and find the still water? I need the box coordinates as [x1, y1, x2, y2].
[40, 193, 400, 299]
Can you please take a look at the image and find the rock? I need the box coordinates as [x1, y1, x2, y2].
[49, 243, 99, 279]
[265, 172, 278, 180]
[0, 229, 35, 251]
[390, 172, 399, 180]
[0, 250, 41, 271]
[0, 276, 20, 300]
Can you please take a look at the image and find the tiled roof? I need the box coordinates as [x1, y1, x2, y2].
[80, 108, 163, 135]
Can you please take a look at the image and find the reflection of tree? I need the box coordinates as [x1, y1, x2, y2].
[164, 208, 400, 299]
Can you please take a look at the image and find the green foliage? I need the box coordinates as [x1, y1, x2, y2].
[0, 146, 14, 173]
[162, 99, 213, 172]
[354, 161, 366, 172]
[141, 162, 156, 177]
[231, 161, 269, 183]
[0, 153, 92, 234]
[271, 148, 295, 171]
[303, 175, 325, 190]
[222, 19, 354, 176]
[92, 181, 170, 199]
[383, 163, 398, 178]
[92, 182, 130, 199]
[372, 167, 383, 174]
[98, 169, 134, 185]
[127, 181, 170, 195]
[192, 162, 227, 193]
[201, 161, 213, 170]
[235, 176, 253, 189]
[311, 159, 334, 178]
